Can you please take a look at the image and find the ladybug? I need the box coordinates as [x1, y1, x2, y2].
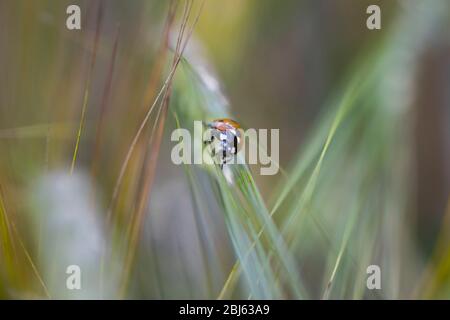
[204, 118, 243, 169]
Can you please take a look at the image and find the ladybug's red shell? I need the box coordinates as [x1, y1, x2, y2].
[210, 118, 241, 131]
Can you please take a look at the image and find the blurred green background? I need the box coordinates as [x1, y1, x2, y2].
[0, 0, 449, 299]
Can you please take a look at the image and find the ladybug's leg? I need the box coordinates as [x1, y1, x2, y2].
[222, 143, 226, 161]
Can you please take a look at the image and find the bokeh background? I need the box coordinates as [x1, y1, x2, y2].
[0, 0, 449, 299]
